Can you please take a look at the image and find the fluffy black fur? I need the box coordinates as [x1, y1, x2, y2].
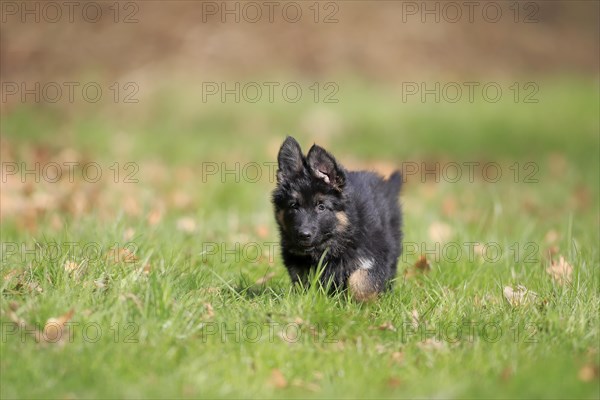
[272, 136, 402, 299]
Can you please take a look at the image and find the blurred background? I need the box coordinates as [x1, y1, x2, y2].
[1, 0, 599, 258]
[1, 1, 599, 398]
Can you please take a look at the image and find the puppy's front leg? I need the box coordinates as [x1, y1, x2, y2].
[348, 260, 382, 301]
[287, 265, 310, 287]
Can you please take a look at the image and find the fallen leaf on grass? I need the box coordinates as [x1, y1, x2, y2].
[544, 245, 560, 260]
[503, 285, 538, 306]
[176, 217, 197, 233]
[391, 351, 404, 364]
[387, 377, 402, 388]
[442, 197, 457, 217]
[255, 272, 276, 285]
[123, 227, 135, 241]
[578, 364, 599, 382]
[140, 263, 152, 275]
[6, 308, 75, 345]
[546, 256, 573, 285]
[291, 378, 320, 392]
[474, 243, 486, 258]
[269, 369, 288, 388]
[63, 260, 80, 274]
[500, 367, 512, 382]
[6, 271, 43, 294]
[410, 309, 420, 329]
[375, 344, 387, 354]
[43, 309, 75, 343]
[200, 287, 221, 295]
[278, 329, 299, 344]
[428, 221, 453, 243]
[3, 269, 21, 282]
[544, 230, 559, 244]
[203, 303, 215, 319]
[418, 338, 446, 351]
[171, 190, 192, 209]
[376, 321, 396, 332]
[120, 293, 143, 313]
[147, 208, 163, 226]
[255, 225, 269, 239]
[404, 255, 430, 279]
[107, 248, 138, 264]
[414, 255, 430, 272]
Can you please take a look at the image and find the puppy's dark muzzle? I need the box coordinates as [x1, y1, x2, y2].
[294, 229, 315, 249]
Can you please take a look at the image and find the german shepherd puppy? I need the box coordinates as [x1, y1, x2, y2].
[272, 136, 402, 301]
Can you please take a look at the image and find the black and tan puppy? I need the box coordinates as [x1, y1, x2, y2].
[272, 136, 402, 301]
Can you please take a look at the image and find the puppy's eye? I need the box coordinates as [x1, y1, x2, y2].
[316, 202, 326, 212]
[289, 202, 299, 210]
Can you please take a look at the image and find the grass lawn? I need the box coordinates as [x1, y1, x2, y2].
[1, 78, 599, 399]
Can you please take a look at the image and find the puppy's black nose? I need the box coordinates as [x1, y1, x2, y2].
[298, 230, 312, 241]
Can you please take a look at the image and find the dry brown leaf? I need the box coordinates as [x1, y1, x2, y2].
[414, 255, 430, 273]
[387, 377, 402, 388]
[123, 227, 135, 241]
[203, 303, 215, 319]
[290, 378, 320, 392]
[27, 281, 43, 293]
[43, 309, 75, 343]
[501, 367, 512, 382]
[50, 214, 63, 231]
[578, 364, 599, 382]
[503, 285, 538, 307]
[63, 260, 80, 274]
[176, 217, 197, 233]
[411, 309, 420, 329]
[147, 208, 163, 226]
[375, 344, 387, 354]
[278, 329, 299, 344]
[391, 351, 404, 364]
[544, 245, 560, 260]
[6, 310, 44, 343]
[544, 229, 559, 244]
[418, 338, 446, 351]
[428, 221, 453, 243]
[474, 243, 486, 258]
[200, 287, 221, 295]
[404, 255, 431, 279]
[171, 190, 192, 209]
[256, 225, 269, 239]
[93, 277, 108, 289]
[255, 272, 276, 285]
[107, 248, 138, 264]
[269, 369, 288, 389]
[141, 263, 152, 275]
[120, 293, 143, 313]
[546, 256, 573, 285]
[378, 321, 396, 332]
[123, 195, 141, 216]
[442, 197, 457, 217]
[3, 269, 21, 283]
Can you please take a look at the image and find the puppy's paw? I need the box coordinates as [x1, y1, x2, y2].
[348, 269, 378, 302]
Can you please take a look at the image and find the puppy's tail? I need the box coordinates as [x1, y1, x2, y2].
[386, 170, 403, 198]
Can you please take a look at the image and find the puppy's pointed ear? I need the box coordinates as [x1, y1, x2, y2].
[277, 136, 304, 182]
[306, 144, 346, 191]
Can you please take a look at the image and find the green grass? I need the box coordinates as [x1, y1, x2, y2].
[1, 78, 599, 399]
